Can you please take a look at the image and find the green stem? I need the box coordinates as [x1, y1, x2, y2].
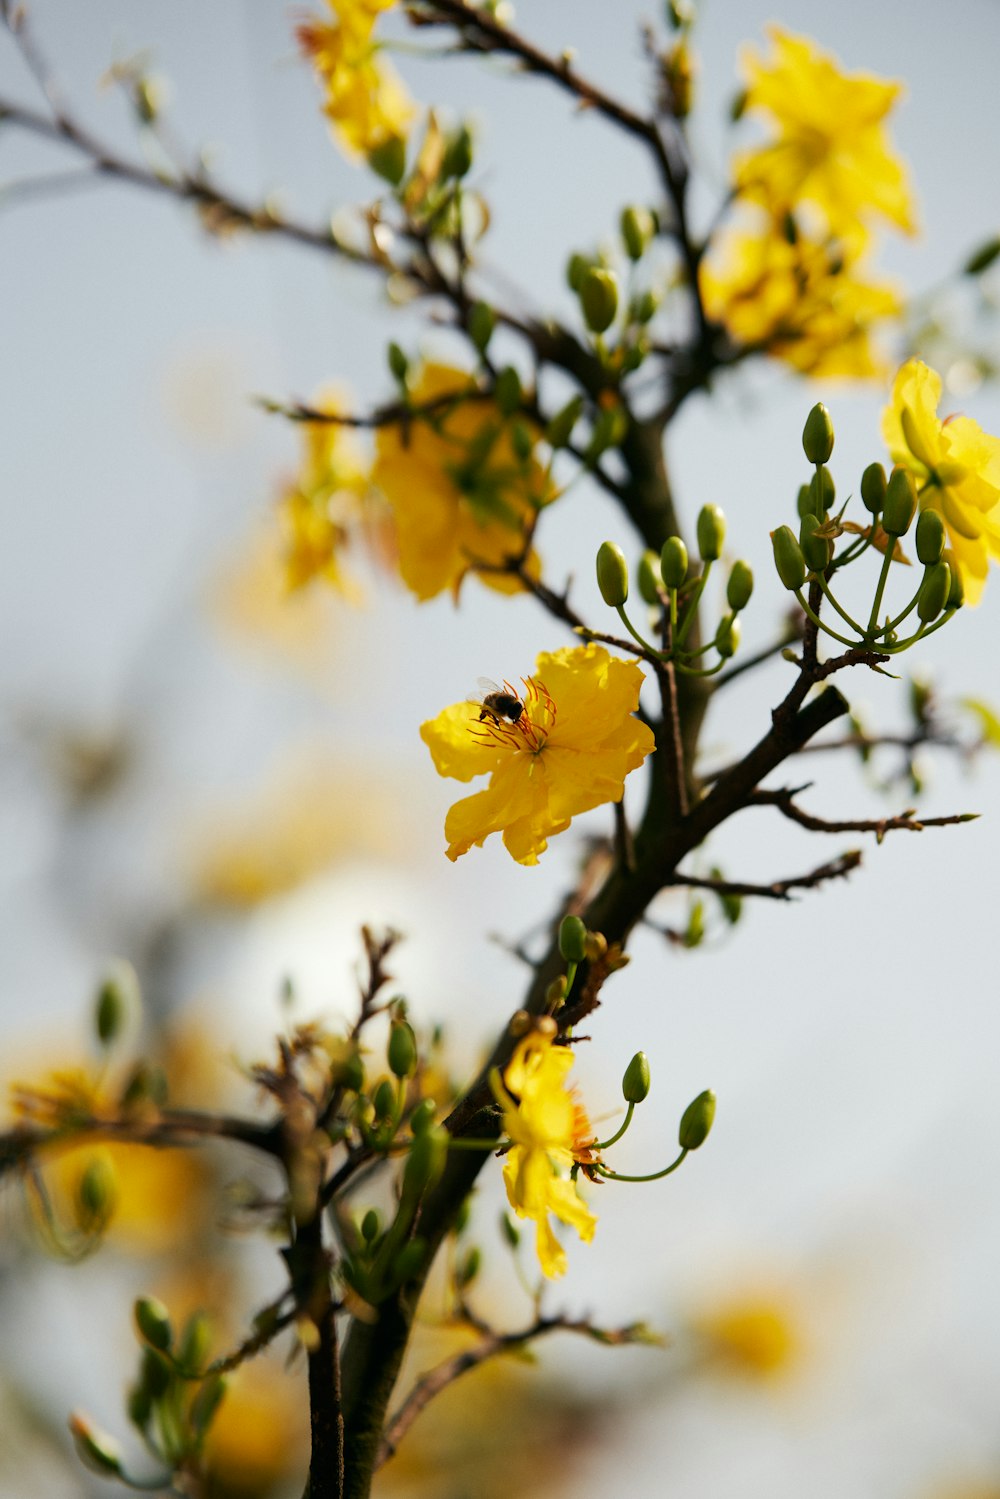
[866, 540, 897, 638]
[793, 590, 859, 649]
[676, 561, 711, 646]
[593, 1147, 688, 1183]
[615, 602, 658, 654]
[814, 574, 866, 636]
[591, 1102, 634, 1152]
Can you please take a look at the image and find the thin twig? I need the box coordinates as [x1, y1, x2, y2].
[747, 787, 978, 843]
[666, 850, 863, 902]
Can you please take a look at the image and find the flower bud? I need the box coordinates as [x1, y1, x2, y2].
[660, 535, 688, 589]
[596, 540, 630, 606]
[494, 366, 522, 415]
[336, 1050, 365, 1095]
[388, 1020, 417, 1079]
[69, 1415, 123, 1477]
[387, 342, 409, 384]
[545, 395, 583, 449]
[177, 1312, 212, 1376]
[915, 507, 945, 566]
[799, 513, 832, 573]
[860, 462, 887, 514]
[442, 124, 474, 179]
[917, 560, 951, 622]
[796, 484, 813, 520]
[883, 466, 918, 536]
[583, 930, 608, 963]
[368, 133, 407, 186]
[622, 1051, 651, 1103]
[372, 1078, 397, 1121]
[402, 1126, 448, 1201]
[638, 549, 664, 604]
[678, 1089, 716, 1151]
[468, 301, 495, 355]
[559, 914, 588, 963]
[696, 504, 726, 562]
[361, 1208, 381, 1243]
[808, 465, 835, 517]
[545, 977, 567, 1008]
[501, 1211, 521, 1248]
[716, 614, 741, 659]
[579, 267, 619, 334]
[95, 961, 140, 1047]
[942, 549, 965, 608]
[631, 288, 660, 324]
[190, 1375, 227, 1437]
[801, 403, 835, 464]
[135, 1297, 172, 1352]
[771, 526, 806, 591]
[621, 205, 655, 261]
[409, 1097, 437, 1136]
[964, 235, 1000, 277]
[566, 252, 594, 293]
[391, 1236, 428, 1285]
[587, 403, 628, 458]
[75, 1153, 117, 1234]
[457, 1245, 481, 1287]
[726, 560, 754, 612]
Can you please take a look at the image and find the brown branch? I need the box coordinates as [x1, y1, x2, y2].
[666, 850, 863, 902]
[748, 787, 979, 842]
[376, 1314, 657, 1468]
[0, 1106, 283, 1178]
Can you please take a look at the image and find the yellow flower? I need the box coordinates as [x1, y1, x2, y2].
[373, 363, 551, 602]
[700, 221, 900, 379]
[298, 0, 414, 161]
[882, 359, 1000, 603]
[491, 1031, 597, 1279]
[420, 644, 655, 865]
[734, 27, 916, 246]
[277, 389, 388, 596]
[694, 1294, 800, 1379]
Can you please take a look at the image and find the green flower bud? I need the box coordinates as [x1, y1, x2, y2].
[127, 1380, 152, 1430]
[494, 365, 522, 415]
[883, 466, 918, 536]
[545, 976, 567, 1008]
[915, 507, 946, 566]
[69, 1415, 123, 1477]
[468, 301, 495, 355]
[696, 504, 726, 562]
[442, 124, 474, 179]
[177, 1312, 211, 1376]
[409, 1097, 437, 1136]
[372, 1078, 396, 1121]
[726, 560, 754, 612]
[964, 236, 1000, 277]
[678, 1089, 716, 1151]
[942, 549, 965, 609]
[799, 512, 832, 573]
[337, 1051, 365, 1095]
[387, 342, 409, 384]
[388, 1021, 417, 1079]
[716, 614, 741, 659]
[808, 465, 835, 517]
[135, 1297, 172, 1352]
[501, 1212, 521, 1248]
[391, 1236, 428, 1285]
[586, 403, 629, 460]
[95, 961, 140, 1047]
[75, 1154, 117, 1234]
[544, 395, 584, 449]
[860, 461, 887, 514]
[402, 1126, 448, 1201]
[559, 914, 588, 963]
[566, 252, 594, 293]
[622, 1051, 651, 1103]
[596, 540, 630, 606]
[802, 403, 835, 464]
[457, 1246, 481, 1287]
[190, 1375, 227, 1438]
[579, 267, 619, 334]
[660, 535, 688, 589]
[796, 484, 813, 520]
[630, 288, 661, 324]
[638, 549, 664, 604]
[361, 1208, 381, 1244]
[917, 560, 952, 622]
[137, 1346, 171, 1401]
[771, 526, 806, 592]
[368, 133, 407, 185]
[621, 205, 655, 261]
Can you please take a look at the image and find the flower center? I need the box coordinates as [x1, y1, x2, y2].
[468, 676, 556, 755]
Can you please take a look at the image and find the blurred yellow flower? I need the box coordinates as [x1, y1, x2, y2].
[298, 0, 414, 161]
[491, 1030, 597, 1279]
[373, 363, 551, 601]
[52, 1141, 213, 1254]
[734, 27, 916, 246]
[203, 1356, 308, 1498]
[701, 222, 900, 379]
[882, 359, 1000, 603]
[420, 644, 654, 864]
[694, 1292, 800, 1379]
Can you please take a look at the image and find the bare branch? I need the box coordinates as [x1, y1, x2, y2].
[748, 787, 979, 843]
[666, 849, 863, 902]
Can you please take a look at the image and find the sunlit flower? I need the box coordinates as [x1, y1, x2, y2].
[701, 220, 900, 379]
[882, 359, 1000, 602]
[734, 28, 916, 246]
[693, 1293, 800, 1379]
[277, 389, 387, 597]
[491, 1030, 597, 1279]
[298, 0, 414, 161]
[373, 363, 552, 601]
[420, 644, 654, 864]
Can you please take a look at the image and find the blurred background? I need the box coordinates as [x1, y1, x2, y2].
[2, 2, 1000, 1496]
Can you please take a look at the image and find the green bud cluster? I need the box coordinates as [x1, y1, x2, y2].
[770, 404, 964, 655]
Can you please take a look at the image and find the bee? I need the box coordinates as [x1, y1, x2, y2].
[474, 677, 524, 727]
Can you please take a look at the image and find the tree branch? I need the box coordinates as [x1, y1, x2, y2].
[666, 849, 863, 902]
[747, 788, 978, 842]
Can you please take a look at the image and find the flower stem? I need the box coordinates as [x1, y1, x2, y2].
[866, 541, 896, 639]
[591, 1103, 634, 1152]
[593, 1147, 688, 1183]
